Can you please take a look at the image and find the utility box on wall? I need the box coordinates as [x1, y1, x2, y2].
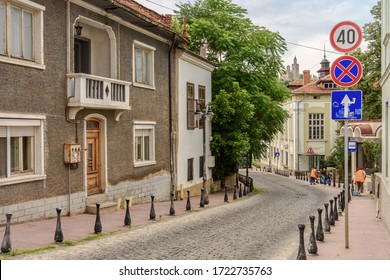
[64, 144, 81, 164]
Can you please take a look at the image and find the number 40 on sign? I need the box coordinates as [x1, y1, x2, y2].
[330, 21, 363, 53]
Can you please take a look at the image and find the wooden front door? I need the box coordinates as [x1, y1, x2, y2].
[86, 120, 101, 195]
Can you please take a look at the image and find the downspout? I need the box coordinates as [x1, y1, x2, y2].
[296, 94, 306, 172]
[168, 35, 177, 197]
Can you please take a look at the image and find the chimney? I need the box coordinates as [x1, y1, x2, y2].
[303, 70, 311, 85]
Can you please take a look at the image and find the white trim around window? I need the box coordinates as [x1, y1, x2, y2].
[132, 40, 155, 89]
[0, 0, 45, 69]
[133, 121, 156, 167]
[0, 113, 46, 186]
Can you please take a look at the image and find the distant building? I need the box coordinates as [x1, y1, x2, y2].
[282, 56, 299, 81]
[263, 56, 338, 172]
[292, 56, 299, 81]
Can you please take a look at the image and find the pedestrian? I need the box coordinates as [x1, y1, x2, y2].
[310, 167, 317, 185]
[354, 167, 366, 195]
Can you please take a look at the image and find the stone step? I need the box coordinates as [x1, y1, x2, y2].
[86, 193, 108, 205]
[86, 201, 118, 214]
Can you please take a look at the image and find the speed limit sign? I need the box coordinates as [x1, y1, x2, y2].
[330, 21, 362, 53]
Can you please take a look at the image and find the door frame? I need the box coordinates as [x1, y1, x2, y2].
[84, 114, 107, 196]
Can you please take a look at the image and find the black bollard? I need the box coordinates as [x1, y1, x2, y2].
[54, 208, 64, 243]
[186, 190, 191, 211]
[239, 183, 243, 197]
[316, 208, 324, 242]
[324, 203, 331, 232]
[348, 184, 352, 203]
[150, 195, 156, 220]
[200, 188, 205, 208]
[338, 193, 342, 216]
[296, 224, 307, 260]
[233, 185, 238, 200]
[329, 199, 335, 226]
[224, 186, 229, 202]
[169, 193, 175, 216]
[124, 198, 131, 226]
[1, 213, 12, 253]
[341, 190, 345, 212]
[94, 203, 102, 234]
[243, 183, 247, 196]
[333, 196, 338, 221]
[307, 216, 318, 255]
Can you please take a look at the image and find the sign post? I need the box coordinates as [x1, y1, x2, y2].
[330, 21, 363, 249]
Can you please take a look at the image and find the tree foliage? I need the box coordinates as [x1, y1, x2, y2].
[351, 0, 381, 119]
[176, 0, 290, 178]
[210, 83, 254, 178]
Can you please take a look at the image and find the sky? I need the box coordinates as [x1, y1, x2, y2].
[136, 0, 378, 76]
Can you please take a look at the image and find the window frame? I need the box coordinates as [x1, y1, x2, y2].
[132, 40, 155, 89]
[0, 113, 46, 186]
[133, 121, 156, 167]
[187, 82, 196, 129]
[308, 113, 325, 140]
[198, 85, 206, 129]
[187, 158, 194, 182]
[0, 0, 45, 69]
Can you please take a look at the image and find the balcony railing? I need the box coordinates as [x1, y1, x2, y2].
[67, 73, 131, 121]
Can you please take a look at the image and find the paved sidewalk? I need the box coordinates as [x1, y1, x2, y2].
[1, 174, 390, 260]
[0, 191, 234, 256]
[307, 190, 390, 260]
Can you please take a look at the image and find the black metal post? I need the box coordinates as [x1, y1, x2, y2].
[296, 224, 307, 260]
[239, 183, 243, 197]
[341, 190, 345, 212]
[334, 196, 338, 221]
[224, 185, 229, 202]
[324, 203, 331, 232]
[54, 208, 64, 243]
[200, 188, 205, 208]
[186, 190, 191, 211]
[124, 198, 131, 226]
[233, 185, 237, 200]
[1, 213, 12, 253]
[329, 199, 335, 226]
[308, 215, 318, 255]
[169, 193, 175, 216]
[150, 195, 156, 220]
[243, 182, 247, 196]
[316, 208, 324, 242]
[338, 193, 342, 216]
[94, 203, 102, 234]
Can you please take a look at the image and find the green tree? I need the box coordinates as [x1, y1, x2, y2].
[210, 83, 254, 179]
[351, 1, 381, 119]
[176, 0, 290, 177]
[362, 140, 381, 171]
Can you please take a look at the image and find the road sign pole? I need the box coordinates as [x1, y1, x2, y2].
[344, 119, 349, 249]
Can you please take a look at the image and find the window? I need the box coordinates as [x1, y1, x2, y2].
[187, 158, 194, 181]
[198, 85, 206, 129]
[133, 40, 155, 88]
[199, 156, 204, 178]
[0, 0, 45, 68]
[0, 114, 45, 186]
[133, 121, 156, 167]
[187, 83, 196, 129]
[309, 113, 324, 140]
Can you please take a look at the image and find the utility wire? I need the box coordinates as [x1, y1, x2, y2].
[146, 0, 176, 12]
[286, 42, 342, 55]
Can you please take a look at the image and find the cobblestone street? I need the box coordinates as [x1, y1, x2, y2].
[15, 172, 341, 260]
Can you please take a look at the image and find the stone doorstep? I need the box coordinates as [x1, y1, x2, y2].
[86, 201, 118, 214]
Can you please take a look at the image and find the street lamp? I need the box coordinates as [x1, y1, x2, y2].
[194, 104, 214, 205]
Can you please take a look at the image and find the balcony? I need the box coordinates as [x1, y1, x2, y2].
[67, 73, 131, 121]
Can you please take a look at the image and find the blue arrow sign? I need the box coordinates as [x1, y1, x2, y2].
[331, 90, 362, 120]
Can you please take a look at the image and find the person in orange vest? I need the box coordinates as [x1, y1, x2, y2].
[310, 167, 317, 185]
[355, 167, 366, 195]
